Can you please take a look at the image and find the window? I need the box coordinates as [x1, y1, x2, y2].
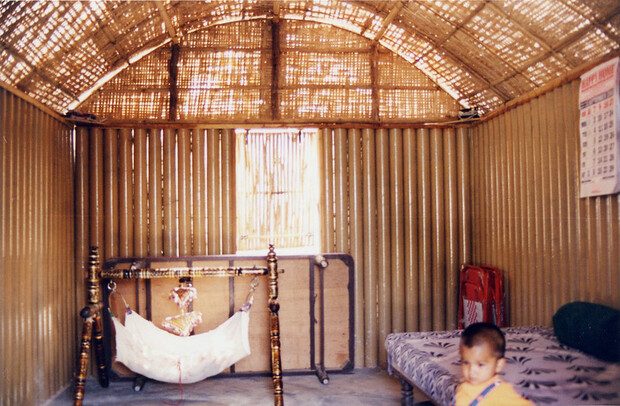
[235, 128, 321, 254]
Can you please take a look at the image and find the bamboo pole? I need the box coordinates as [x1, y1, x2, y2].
[389, 128, 404, 333]
[178, 128, 191, 255]
[119, 128, 133, 257]
[163, 128, 178, 256]
[334, 128, 348, 252]
[148, 128, 163, 257]
[430, 128, 445, 330]
[192, 128, 207, 254]
[347, 128, 364, 367]
[361, 128, 377, 367]
[207, 129, 221, 254]
[375, 128, 390, 366]
[417, 128, 432, 331]
[403, 128, 419, 332]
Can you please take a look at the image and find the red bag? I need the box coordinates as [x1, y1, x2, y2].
[458, 264, 506, 328]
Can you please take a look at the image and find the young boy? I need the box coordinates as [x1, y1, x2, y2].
[455, 322, 533, 406]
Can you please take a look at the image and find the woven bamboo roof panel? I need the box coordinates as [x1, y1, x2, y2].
[0, 0, 618, 120]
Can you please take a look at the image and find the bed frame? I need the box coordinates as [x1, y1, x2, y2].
[73, 245, 284, 406]
[386, 327, 620, 406]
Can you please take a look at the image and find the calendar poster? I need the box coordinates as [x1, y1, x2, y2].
[579, 56, 620, 197]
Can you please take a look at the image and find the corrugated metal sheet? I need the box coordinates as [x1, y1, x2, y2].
[0, 88, 75, 405]
[75, 126, 236, 262]
[321, 126, 471, 367]
[471, 80, 620, 326]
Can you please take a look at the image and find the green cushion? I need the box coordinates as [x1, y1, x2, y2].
[552, 301, 620, 362]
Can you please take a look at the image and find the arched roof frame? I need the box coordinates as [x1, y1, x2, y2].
[1, 0, 618, 116]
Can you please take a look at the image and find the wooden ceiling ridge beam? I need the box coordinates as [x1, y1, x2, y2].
[489, 3, 620, 89]
[154, 1, 180, 44]
[561, 0, 620, 44]
[0, 39, 79, 103]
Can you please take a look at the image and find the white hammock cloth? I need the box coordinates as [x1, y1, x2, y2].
[112, 309, 251, 384]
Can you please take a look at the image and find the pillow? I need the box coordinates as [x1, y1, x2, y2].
[552, 301, 620, 362]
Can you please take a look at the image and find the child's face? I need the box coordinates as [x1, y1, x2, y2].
[459, 342, 505, 385]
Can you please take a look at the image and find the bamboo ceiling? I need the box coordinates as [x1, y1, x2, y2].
[0, 0, 618, 120]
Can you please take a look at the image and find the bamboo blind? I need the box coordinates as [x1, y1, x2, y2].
[235, 128, 320, 252]
[471, 80, 620, 326]
[0, 88, 75, 406]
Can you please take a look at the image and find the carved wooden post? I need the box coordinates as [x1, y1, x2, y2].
[73, 246, 108, 406]
[267, 244, 284, 405]
[87, 246, 109, 388]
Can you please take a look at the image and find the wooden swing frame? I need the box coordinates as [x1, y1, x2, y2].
[73, 245, 284, 406]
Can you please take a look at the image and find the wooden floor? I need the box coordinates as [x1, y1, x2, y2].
[47, 368, 433, 405]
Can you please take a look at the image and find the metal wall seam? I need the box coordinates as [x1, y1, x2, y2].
[104, 128, 119, 259]
[443, 127, 458, 330]
[416, 128, 432, 332]
[375, 128, 391, 367]
[192, 128, 207, 254]
[347, 128, 364, 367]
[163, 128, 177, 256]
[456, 127, 471, 267]
[119, 128, 133, 258]
[148, 128, 163, 257]
[334, 128, 349, 253]
[389, 128, 405, 334]
[403, 128, 419, 332]
[430, 128, 445, 331]
[134, 128, 148, 257]
[320, 128, 335, 252]
[361, 128, 377, 367]
[178, 128, 192, 255]
[207, 129, 221, 254]
[221, 129, 236, 254]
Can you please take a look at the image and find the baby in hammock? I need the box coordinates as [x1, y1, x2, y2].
[455, 322, 533, 406]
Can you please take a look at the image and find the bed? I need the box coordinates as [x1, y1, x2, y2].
[385, 326, 620, 405]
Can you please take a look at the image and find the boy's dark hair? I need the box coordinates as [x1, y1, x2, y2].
[460, 322, 505, 358]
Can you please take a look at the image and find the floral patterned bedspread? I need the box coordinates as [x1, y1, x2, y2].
[385, 326, 620, 405]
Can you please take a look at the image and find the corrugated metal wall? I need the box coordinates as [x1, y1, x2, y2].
[471, 80, 620, 327]
[0, 88, 75, 405]
[320, 126, 472, 367]
[75, 126, 236, 269]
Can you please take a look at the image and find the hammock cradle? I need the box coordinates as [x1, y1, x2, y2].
[73, 246, 284, 406]
[113, 307, 251, 384]
[110, 278, 256, 384]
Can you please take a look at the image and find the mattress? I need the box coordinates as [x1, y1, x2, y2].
[385, 326, 620, 405]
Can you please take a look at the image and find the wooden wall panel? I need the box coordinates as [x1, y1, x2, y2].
[470, 80, 620, 326]
[0, 88, 75, 405]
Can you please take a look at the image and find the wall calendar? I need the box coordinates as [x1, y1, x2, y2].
[579, 56, 620, 198]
